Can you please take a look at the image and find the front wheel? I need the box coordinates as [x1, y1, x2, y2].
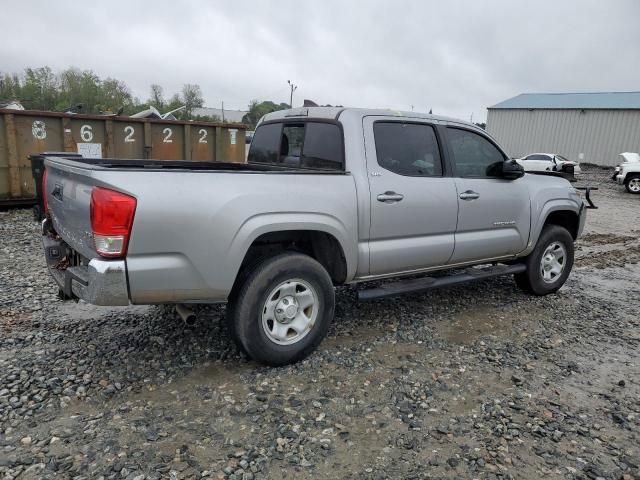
[515, 225, 574, 295]
[228, 252, 335, 366]
[624, 174, 640, 194]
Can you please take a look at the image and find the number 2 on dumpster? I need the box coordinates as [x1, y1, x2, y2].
[124, 126, 135, 143]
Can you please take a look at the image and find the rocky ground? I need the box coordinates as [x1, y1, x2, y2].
[1, 167, 638, 480]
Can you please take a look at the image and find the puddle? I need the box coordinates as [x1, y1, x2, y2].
[573, 263, 640, 302]
[436, 304, 542, 345]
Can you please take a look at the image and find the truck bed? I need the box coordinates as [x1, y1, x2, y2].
[49, 156, 347, 174]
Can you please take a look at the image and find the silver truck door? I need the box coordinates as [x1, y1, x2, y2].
[363, 117, 458, 276]
[445, 126, 531, 263]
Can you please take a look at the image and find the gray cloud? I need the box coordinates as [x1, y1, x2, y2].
[2, 0, 639, 120]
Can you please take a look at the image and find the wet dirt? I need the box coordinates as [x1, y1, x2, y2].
[1, 167, 639, 479]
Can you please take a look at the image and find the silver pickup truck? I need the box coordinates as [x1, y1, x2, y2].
[41, 107, 587, 365]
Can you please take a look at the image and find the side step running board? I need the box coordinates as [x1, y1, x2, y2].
[357, 263, 527, 301]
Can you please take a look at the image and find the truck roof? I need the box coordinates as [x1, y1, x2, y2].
[260, 106, 480, 130]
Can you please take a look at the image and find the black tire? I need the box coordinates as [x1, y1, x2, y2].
[624, 174, 640, 194]
[228, 252, 335, 366]
[514, 225, 574, 296]
[225, 255, 266, 354]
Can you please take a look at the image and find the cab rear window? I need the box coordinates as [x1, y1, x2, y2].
[248, 122, 344, 170]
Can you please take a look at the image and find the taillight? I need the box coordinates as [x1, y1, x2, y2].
[42, 168, 48, 214]
[90, 187, 137, 258]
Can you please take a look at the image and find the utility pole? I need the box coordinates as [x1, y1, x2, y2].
[287, 80, 297, 108]
[221, 101, 225, 123]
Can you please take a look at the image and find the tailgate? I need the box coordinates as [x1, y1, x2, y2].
[44, 157, 100, 260]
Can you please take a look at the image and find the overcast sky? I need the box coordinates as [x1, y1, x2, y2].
[3, 0, 640, 121]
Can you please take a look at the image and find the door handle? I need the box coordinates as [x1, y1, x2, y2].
[377, 191, 404, 203]
[459, 190, 479, 200]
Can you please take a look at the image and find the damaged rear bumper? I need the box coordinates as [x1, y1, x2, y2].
[42, 221, 130, 306]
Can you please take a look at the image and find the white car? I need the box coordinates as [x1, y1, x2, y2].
[516, 153, 581, 176]
[612, 152, 640, 181]
[615, 153, 640, 194]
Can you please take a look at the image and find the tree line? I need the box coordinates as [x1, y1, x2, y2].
[0, 66, 218, 121]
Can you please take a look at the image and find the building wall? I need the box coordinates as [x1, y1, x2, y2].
[486, 108, 640, 166]
[192, 107, 247, 123]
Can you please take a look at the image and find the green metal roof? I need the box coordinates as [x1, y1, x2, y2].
[490, 92, 640, 110]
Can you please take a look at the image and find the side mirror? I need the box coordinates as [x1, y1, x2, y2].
[501, 159, 525, 180]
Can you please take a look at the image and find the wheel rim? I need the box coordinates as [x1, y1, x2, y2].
[540, 241, 567, 284]
[261, 278, 319, 345]
[629, 178, 640, 192]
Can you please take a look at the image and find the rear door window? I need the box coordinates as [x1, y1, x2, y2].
[373, 122, 443, 176]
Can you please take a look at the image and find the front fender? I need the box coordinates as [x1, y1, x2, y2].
[521, 198, 582, 256]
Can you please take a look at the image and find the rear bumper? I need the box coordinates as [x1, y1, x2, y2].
[43, 230, 130, 306]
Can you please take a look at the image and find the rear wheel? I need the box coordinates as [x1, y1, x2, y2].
[624, 174, 640, 194]
[515, 225, 574, 295]
[228, 252, 335, 366]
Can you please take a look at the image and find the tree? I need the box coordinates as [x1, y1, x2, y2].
[181, 83, 203, 118]
[21, 67, 58, 110]
[149, 84, 164, 109]
[0, 73, 22, 101]
[242, 100, 290, 128]
[98, 77, 134, 113]
[56, 68, 101, 112]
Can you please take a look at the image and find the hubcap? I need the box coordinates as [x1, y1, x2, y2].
[540, 241, 566, 284]
[261, 279, 319, 345]
[629, 178, 640, 192]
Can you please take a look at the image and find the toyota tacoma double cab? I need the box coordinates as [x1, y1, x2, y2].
[41, 107, 588, 365]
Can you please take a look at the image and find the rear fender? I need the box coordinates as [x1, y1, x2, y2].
[226, 212, 358, 288]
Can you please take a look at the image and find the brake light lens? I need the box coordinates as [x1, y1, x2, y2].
[42, 168, 48, 214]
[90, 187, 137, 258]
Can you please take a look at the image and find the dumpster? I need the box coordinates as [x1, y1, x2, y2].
[0, 109, 247, 207]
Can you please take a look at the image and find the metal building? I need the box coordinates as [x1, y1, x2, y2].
[486, 92, 640, 166]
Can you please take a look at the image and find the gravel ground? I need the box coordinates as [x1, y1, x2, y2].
[1, 167, 639, 480]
